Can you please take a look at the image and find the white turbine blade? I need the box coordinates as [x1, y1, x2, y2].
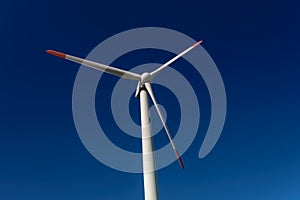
[46, 50, 141, 80]
[150, 40, 202, 78]
[144, 83, 184, 169]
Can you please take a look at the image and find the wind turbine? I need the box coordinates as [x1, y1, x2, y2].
[46, 40, 202, 200]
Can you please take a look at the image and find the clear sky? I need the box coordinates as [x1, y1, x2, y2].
[0, 0, 299, 199]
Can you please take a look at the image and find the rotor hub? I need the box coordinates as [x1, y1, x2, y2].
[140, 72, 152, 85]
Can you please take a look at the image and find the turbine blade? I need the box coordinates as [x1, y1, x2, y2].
[150, 40, 202, 78]
[46, 50, 141, 80]
[144, 83, 184, 169]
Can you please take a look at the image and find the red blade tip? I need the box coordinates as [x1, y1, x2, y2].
[178, 156, 184, 169]
[46, 50, 66, 59]
[175, 150, 185, 169]
[193, 40, 203, 47]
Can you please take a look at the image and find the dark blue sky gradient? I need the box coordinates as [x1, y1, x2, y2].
[1, 0, 299, 199]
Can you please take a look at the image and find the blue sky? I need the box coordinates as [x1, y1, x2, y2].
[0, 0, 299, 199]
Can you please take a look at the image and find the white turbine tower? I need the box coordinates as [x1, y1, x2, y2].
[47, 40, 202, 200]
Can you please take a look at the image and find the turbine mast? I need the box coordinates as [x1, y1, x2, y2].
[140, 88, 159, 200]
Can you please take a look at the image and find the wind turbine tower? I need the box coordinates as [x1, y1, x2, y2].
[47, 40, 202, 200]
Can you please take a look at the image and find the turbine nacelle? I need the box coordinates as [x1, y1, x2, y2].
[135, 72, 153, 98]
